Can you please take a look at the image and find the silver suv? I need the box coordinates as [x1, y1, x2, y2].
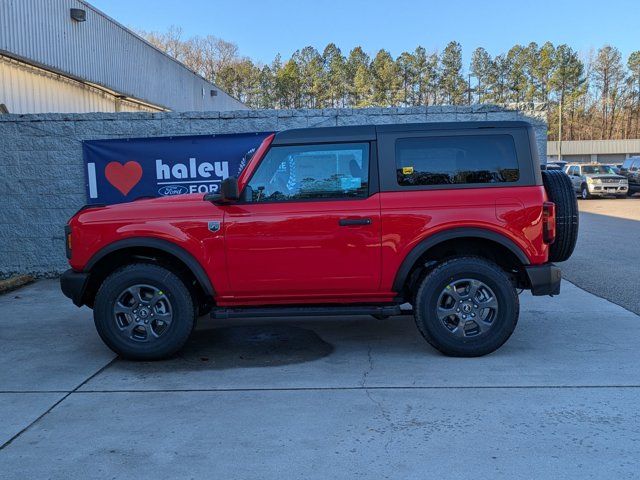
[564, 163, 628, 199]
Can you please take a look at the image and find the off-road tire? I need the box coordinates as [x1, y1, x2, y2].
[414, 257, 519, 357]
[542, 169, 579, 262]
[94, 263, 196, 360]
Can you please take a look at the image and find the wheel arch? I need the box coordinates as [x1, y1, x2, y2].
[82, 237, 215, 308]
[392, 228, 531, 295]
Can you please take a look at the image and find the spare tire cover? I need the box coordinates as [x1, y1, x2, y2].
[541, 169, 579, 262]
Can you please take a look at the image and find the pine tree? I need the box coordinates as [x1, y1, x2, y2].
[470, 47, 493, 103]
[523, 42, 541, 102]
[439, 41, 466, 105]
[592, 45, 626, 138]
[322, 43, 347, 108]
[397, 51, 417, 105]
[371, 49, 402, 106]
[293, 46, 324, 108]
[506, 45, 528, 102]
[346, 47, 372, 107]
[549, 44, 584, 141]
[531, 42, 556, 103]
[257, 64, 275, 109]
[627, 51, 640, 137]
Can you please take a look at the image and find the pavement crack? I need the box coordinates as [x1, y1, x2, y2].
[360, 343, 374, 388]
[0, 357, 117, 451]
[359, 343, 393, 454]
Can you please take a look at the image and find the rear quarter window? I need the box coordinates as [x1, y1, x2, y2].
[395, 134, 519, 186]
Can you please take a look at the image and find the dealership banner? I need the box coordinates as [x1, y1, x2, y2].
[82, 132, 272, 205]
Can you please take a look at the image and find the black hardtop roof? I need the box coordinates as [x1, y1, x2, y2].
[272, 121, 534, 145]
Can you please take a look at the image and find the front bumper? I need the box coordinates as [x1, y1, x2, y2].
[60, 269, 89, 307]
[588, 183, 628, 196]
[525, 263, 561, 296]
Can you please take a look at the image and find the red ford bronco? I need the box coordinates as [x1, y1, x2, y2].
[61, 121, 578, 360]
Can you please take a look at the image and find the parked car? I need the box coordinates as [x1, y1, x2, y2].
[619, 156, 640, 196]
[544, 162, 565, 171]
[563, 163, 629, 199]
[547, 159, 567, 170]
[61, 121, 578, 360]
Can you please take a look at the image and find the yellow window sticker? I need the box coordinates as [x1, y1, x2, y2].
[402, 166, 414, 175]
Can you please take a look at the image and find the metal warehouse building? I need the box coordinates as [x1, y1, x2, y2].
[548, 140, 640, 164]
[0, 0, 246, 113]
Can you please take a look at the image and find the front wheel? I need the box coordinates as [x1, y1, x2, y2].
[94, 263, 197, 360]
[414, 257, 519, 357]
[581, 184, 591, 200]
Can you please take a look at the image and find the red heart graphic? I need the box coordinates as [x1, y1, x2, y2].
[105, 161, 143, 196]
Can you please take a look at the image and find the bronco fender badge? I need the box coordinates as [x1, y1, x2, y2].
[208, 221, 221, 232]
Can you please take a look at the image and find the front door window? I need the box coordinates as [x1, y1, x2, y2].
[246, 143, 370, 202]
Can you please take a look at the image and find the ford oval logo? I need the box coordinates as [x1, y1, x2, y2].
[158, 185, 188, 196]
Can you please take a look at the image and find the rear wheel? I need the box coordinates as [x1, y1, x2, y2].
[541, 170, 579, 262]
[414, 257, 519, 357]
[94, 263, 196, 360]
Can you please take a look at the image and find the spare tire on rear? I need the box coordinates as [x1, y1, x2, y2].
[541, 169, 579, 262]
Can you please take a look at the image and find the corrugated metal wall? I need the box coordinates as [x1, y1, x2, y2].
[0, 55, 158, 113]
[548, 139, 640, 156]
[0, 0, 246, 112]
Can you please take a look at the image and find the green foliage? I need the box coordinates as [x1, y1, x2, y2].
[293, 46, 324, 108]
[138, 27, 640, 140]
[322, 43, 348, 108]
[439, 41, 466, 105]
[347, 47, 373, 107]
[371, 49, 402, 106]
[470, 47, 492, 102]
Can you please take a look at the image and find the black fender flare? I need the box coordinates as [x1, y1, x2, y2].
[392, 227, 530, 293]
[85, 237, 215, 297]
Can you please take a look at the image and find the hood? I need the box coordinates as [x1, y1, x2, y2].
[583, 174, 626, 180]
[72, 193, 220, 224]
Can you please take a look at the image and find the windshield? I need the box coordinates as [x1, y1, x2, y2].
[582, 165, 616, 175]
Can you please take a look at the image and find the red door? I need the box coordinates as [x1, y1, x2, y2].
[221, 141, 381, 304]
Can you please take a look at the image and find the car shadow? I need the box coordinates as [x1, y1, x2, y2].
[109, 314, 434, 371]
[177, 323, 335, 369]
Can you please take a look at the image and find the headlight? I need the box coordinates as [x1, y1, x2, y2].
[587, 178, 601, 184]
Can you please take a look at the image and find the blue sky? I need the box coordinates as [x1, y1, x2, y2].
[91, 0, 640, 66]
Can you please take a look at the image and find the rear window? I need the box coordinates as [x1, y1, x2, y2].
[622, 158, 635, 169]
[395, 134, 520, 186]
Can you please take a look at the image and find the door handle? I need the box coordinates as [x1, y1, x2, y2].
[339, 217, 372, 226]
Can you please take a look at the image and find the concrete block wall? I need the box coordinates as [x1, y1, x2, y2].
[0, 104, 547, 277]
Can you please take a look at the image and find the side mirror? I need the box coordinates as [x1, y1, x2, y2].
[204, 177, 239, 204]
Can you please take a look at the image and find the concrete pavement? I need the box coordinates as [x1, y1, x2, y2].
[1, 278, 639, 479]
[560, 198, 640, 314]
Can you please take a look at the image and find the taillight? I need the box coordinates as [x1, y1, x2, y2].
[542, 202, 556, 244]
